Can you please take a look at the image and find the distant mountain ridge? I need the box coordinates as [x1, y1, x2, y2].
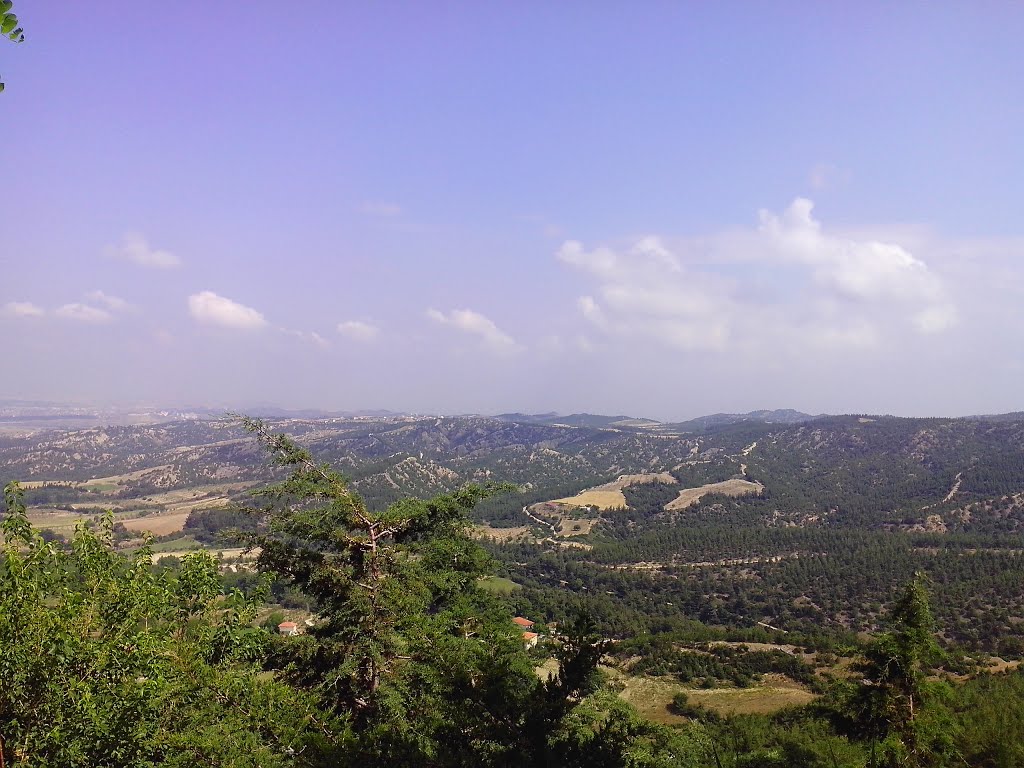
[492, 412, 659, 429]
[664, 409, 824, 433]
[493, 409, 823, 433]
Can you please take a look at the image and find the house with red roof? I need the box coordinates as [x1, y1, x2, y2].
[278, 621, 300, 636]
[512, 617, 535, 629]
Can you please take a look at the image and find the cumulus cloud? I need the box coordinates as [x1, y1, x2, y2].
[758, 198, 945, 305]
[187, 291, 267, 330]
[337, 320, 380, 342]
[427, 308, 519, 353]
[85, 290, 130, 312]
[557, 237, 731, 350]
[56, 303, 112, 323]
[557, 198, 957, 354]
[3, 301, 45, 318]
[106, 233, 181, 269]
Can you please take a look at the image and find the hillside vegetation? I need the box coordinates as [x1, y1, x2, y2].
[6, 412, 1024, 764]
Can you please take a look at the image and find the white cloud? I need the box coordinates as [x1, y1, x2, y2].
[758, 198, 945, 305]
[557, 238, 731, 350]
[3, 301, 44, 318]
[557, 198, 957, 355]
[337, 320, 380, 342]
[106, 233, 180, 269]
[187, 291, 267, 330]
[427, 308, 520, 353]
[85, 290, 130, 312]
[56, 303, 112, 323]
[282, 328, 332, 347]
[359, 201, 402, 217]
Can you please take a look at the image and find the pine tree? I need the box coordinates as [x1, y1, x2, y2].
[852, 574, 959, 768]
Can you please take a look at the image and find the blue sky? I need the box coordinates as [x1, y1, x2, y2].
[3, 2, 1024, 419]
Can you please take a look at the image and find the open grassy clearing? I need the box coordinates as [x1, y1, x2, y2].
[550, 489, 627, 509]
[534, 661, 815, 725]
[557, 517, 597, 536]
[25, 510, 88, 536]
[664, 478, 764, 511]
[478, 576, 522, 594]
[550, 472, 677, 511]
[134, 483, 250, 508]
[607, 666, 815, 722]
[120, 510, 194, 536]
[683, 677, 816, 715]
[114, 483, 252, 535]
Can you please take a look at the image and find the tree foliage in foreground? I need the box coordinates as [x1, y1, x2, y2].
[0, 421, 705, 766]
[0, 481, 327, 767]
[848, 575, 959, 768]
[238, 416, 703, 766]
[0, 0, 25, 93]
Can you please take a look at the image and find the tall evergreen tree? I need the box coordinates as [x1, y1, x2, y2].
[851, 574, 959, 768]
[239, 417, 698, 766]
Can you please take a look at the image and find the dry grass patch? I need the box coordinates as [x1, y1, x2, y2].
[608, 666, 814, 722]
[25, 511, 86, 535]
[121, 510, 193, 536]
[557, 517, 598, 536]
[550, 489, 627, 510]
[665, 478, 764, 511]
[550, 472, 677, 511]
[684, 681, 815, 715]
[537, 663, 814, 726]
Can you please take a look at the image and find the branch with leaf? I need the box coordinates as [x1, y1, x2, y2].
[1, 0, 25, 93]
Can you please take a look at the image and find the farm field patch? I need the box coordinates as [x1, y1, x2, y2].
[664, 478, 763, 511]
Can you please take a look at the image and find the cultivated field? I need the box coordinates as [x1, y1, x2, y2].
[550, 472, 677, 510]
[664, 478, 763, 511]
[121, 510, 194, 536]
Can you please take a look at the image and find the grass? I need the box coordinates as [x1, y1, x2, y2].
[81, 481, 119, 493]
[149, 535, 202, 552]
[550, 489, 627, 510]
[478, 576, 522, 595]
[25, 511, 88, 535]
[604, 666, 815, 724]
[120, 510, 193, 536]
[550, 473, 677, 511]
[684, 682, 816, 715]
[557, 517, 597, 536]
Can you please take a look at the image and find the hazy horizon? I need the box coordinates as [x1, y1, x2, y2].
[4, 3, 1024, 420]
[4, 396, 1019, 426]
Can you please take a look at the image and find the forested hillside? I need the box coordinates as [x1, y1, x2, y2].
[5, 413, 1024, 765]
